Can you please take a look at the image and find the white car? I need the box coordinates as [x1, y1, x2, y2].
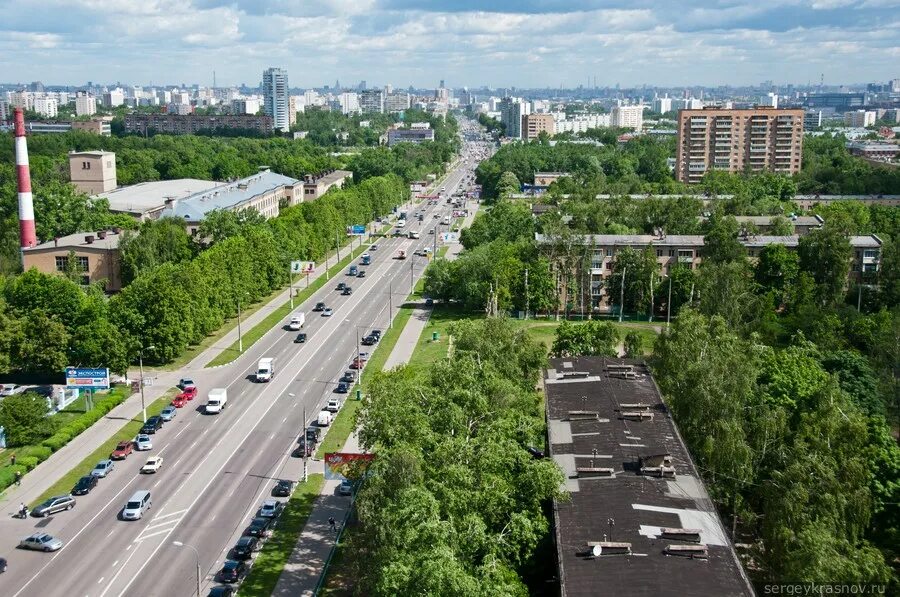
[141, 457, 164, 474]
[326, 398, 341, 413]
[134, 434, 153, 451]
[288, 316, 303, 331]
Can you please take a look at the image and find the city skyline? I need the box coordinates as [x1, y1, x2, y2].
[1, 1, 898, 88]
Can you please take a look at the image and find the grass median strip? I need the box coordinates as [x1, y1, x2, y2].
[206, 245, 368, 368]
[237, 473, 325, 597]
[29, 388, 179, 508]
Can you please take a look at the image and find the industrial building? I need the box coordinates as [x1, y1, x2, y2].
[22, 229, 127, 291]
[545, 357, 755, 597]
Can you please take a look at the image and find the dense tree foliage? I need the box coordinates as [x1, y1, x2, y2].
[794, 135, 900, 195]
[292, 107, 397, 147]
[550, 320, 619, 357]
[352, 318, 563, 595]
[0, 392, 58, 447]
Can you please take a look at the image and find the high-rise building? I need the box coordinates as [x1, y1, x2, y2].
[385, 92, 410, 113]
[675, 107, 804, 184]
[359, 89, 385, 114]
[759, 93, 779, 109]
[75, 92, 97, 117]
[33, 97, 59, 118]
[803, 110, 823, 131]
[522, 113, 556, 140]
[103, 89, 125, 107]
[499, 97, 529, 138]
[653, 96, 672, 114]
[0, 99, 9, 122]
[611, 105, 644, 130]
[844, 110, 876, 128]
[339, 92, 359, 115]
[262, 67, 290, 132]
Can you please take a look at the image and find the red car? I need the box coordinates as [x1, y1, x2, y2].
[110, 440, 133, 460]
[177, 386, 198, 401]
[171, 395, 188, 408]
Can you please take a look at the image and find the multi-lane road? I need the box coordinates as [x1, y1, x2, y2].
[0, 124, 494, 596]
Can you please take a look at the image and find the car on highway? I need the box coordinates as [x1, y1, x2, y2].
[209, 586, 235, 597]
[326, 398, 341, 413]
[72, 474, 98, 496]
[231, 536, 259, 560]
[178, 378, 195, 390]
[141, 456, 164, 474]
[322, 308, 334, 317]
[272, 479, 295, 497]
[32, 495, 76, 517]
[340, 370, 357, 384]
[219, 560, 247, 584]
[313, 302, 326, 312]
[334, 382, 349, 394]
[370, 329, 382, 341]
[141, 416, 163, 435]
[294, 332, 307, 343]
[361, 334, 376, 346]
[171, 394, 188, 408]
[92, 459, 115, 478]
[287, 315, 305, 331]
[0, 557, 6, 573]
[356, 270, 366, 278]
[181, 386, 198, 400]
[111, 440, 134, 460]
[259, 499, 284, 519]
[336, 282, 346, 291]
[134, 434, 153, 451]
[429, 228, 435, 234]
[19, 533, 63, 552]
[369, 244, 378, 251]
[338, 479, 353, 496]
[245, 516, 273, 538]
[341, 286, 352, 296]
[349, 265, 358, 276]
[160, 406, 177, 421]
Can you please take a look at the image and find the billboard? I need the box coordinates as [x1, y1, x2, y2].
[346, 225, 366, 236]
[290, 261, 315, 274]
[65, 367, 110, 390]
[324, 452, 375, 481]
[441, 232, 459, 243]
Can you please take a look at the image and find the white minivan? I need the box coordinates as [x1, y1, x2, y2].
[122, 490, 151, 520]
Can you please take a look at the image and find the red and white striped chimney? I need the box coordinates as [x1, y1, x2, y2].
[14, 107, 37, 249]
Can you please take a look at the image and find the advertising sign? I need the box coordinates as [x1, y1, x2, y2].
[346, 225, 367, 236]
[441, 232, 459, 243]
[324, 452, 375, 481]
[290, 261, 315, 274]
[65, 367, 110, 390]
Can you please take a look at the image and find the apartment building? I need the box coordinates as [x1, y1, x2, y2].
[522, 113, 556, 140]
[385, 92, 411, 113]
[675, 107, 804, 184]
[75, 93, 97, 117]
[359, 89, 385, 114]
[499, 97, 529, 138]
[611, 104, 644, 130]
[22, 229, 126, 292]
[262, 67, 290, 132]
[124, 113, 274, 135]
[844, 110, 877, 128]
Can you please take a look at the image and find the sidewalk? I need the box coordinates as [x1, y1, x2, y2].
[0, 230, 374, 511]
[271, 196, 479, 596]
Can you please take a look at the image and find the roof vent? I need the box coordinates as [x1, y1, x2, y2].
[664, 544, 708, 559]
[587, 541, 632, 556]
[621, 410, 653, 421]
[569, 411, 599, 421]
[97, 230, 107, 239]
[85, 235, 95, 244]
[576, 467, 615, 478]
[661, 528, 702, 543]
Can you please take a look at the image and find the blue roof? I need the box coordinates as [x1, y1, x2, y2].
[161, 170, 298, 222]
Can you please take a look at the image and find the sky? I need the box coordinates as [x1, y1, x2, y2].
[1, 0, 898, 89]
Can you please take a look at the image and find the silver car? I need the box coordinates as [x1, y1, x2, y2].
[19, 533, 63, 552]
[92, 459, 115, 478]
[160, 406, 177, 421]
[32, 495, 76, 517]
[134, 434, 153, 451]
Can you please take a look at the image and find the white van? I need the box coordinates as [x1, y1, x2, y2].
[206, 388, 228, 414]
[122, 490, 151, 520]
[257, 358, 274, 382]
[288, 314, 305, 330]
[317, 411, 332, 427]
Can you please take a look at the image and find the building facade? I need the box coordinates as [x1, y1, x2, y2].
[22, 229, 126, 291]
[75, 93, 97, 117]
[262, 67, 290, 132]
[611, 105, 644, 130]
[387, 128, 435, 146]
[499, 97, 529, 138]
[299, 169, 352, 200]
[844, 110, 877, 128]
[359, 89, 385, 114]
[675, 107, 804, 184]
[385, 92, 411, 113]
[69, 151, 117, 195]
[124, 113, 274, 135]
[522, 113, 556, 140]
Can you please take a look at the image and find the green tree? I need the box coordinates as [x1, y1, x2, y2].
[623, 330, 643, 358]
[606, 247, 661, 315]
[798, 224, 853, 305]
[551, 320, 619, 357]
[119, 217, 194, 284]
[702, 215, 746, 265]
[495, 171, 521, 198]
[0, 392, 57, 446]
[755, 243, 800, 302]
[9, 311, 70, 373]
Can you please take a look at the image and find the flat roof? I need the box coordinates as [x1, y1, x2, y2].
[24, 229, 125, 252]
[69, 150, 115, 157]
[163, 170, 298, 222]
[307, 169, 352, 186]
[544, 357, 754, 597]
[98, 179, 220, 215]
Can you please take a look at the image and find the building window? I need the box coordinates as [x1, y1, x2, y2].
[81, 275, 90, 286]
[863, 250, 879, 259]
[76, 256, 89, 271]
[656, 249, 663, 257]
[82, 161, 91, 169]
[668, 249, 675, 257]
[55, 256, 68, 271]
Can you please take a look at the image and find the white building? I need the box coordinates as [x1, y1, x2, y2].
[9, 91, 34, 110]
[75, 93, 97, 117]
[171, 90, 191, 105]
[653, 96, 672, 114]
[611, 104, 644, 130]
[555, 113, 612, 134]
[103, 89, 125, 107]
[759, 93, 779, 109]
[339, 92, 359, 115]
[0, 99, 10, 122]
[262, 67, 290, 132]
[232, 98, 261, 114]
[844, 110, 876, 128]
[157, 90, 172, 104]
[34, 96, 59, 118]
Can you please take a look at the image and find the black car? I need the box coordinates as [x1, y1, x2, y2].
[335, 382, 349, 394]
[294, 332, 307, 343]
[292, 442, 313, 458]
[336, 282, 346, 291]
[219, 560, 247, 583]
[361, 335, 376, 346]
[72, 475, 98, 496]
[340, 371, 357, 384]
[246, 516, 273, 538]
[341, 286, 352, 296]
[306, 426, 322, 443]
[356, 270, 366, 278]
[231, 536, 259, 560]
[313, 302, 326, 312]
[208, 587, 234, 597]
[370, 329, 383, 340]
[0, 557, 6, 573]
[141, 416, 163, 435]
[272, 479, 295, 497]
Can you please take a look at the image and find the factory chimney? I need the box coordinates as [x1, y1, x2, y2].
[14, 108, 37, 249]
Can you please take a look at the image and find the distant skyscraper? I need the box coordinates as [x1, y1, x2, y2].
[499, 97, 530, 138]
[263, 67, 290, 132]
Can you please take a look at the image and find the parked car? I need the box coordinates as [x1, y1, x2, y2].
[370, 330, 383, 340]
[208, 586, 234, 597]
[141, 416, 163, 435]
[294, 332, 307, 343]
[171, 395, 188, 408]
[326, 398, 341, 412]
[219, 560, 247, 583]
[19, 533, 63, 552]
[141, 456, 164, 474]
[340, 370, 357, 384]
[335, 382, 349, 394]
[0, 556, 6, 573]
[0, 383, 23, 397]
[245, 517, 273, 538]
[72, 475, 98, 496]
[272, 479, 295, 497]
[361, 335, 376, 346]
[292, 441, 313, 458]
[231, 536, 259, 560]
[32, 495, 76, 517]
[313, 302, 326, 312]
[305, 426, 322, 443]
[259, 499, 284, 519]
[92, 459, 115, 478]
[322, 308, 334, 317]
[111, 440, 134, 460]
[338, 479, 353, 496]
[159, 406, 177, 421]
[134, 434, 153, 451]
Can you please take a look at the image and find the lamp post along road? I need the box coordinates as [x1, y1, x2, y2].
[138, 345, 155, 423]
[172, 541, 201, 597]
[237, 297, 244, 353]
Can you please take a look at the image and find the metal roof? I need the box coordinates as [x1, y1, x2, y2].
[161, 170, 299, 222]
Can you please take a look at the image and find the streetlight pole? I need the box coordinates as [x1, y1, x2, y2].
[618, 266, 626, 323]
[666, 275, 673, 329]
[290, 263, 295, 310]
[237, 296, 244, 353]
[138, 345, 155, 423]
[388, 281, 393, 329]
[172, 541, 201, 597]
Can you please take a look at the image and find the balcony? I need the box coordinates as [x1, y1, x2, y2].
[688, 163, 707, 172]
[678, 256, 694, 263]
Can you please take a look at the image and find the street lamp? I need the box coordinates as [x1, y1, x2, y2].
[138, 345, 155, 423]
[172, 541, 201, 597]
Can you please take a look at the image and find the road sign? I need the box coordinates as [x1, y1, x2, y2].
[65, 367, 110, 390]
[346, 225, 366, 236]
[291, 261, 315, 274]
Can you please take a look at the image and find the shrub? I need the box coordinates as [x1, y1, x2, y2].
[17, 456, 39, 471]
[42, 433, 69, 452]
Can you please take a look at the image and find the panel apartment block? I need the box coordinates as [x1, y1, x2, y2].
[675, 107, 804, 184]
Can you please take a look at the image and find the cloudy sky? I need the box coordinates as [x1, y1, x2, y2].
[1, 0, 898, 89]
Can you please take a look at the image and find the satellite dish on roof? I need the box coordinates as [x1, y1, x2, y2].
[592, 545, 602, 557]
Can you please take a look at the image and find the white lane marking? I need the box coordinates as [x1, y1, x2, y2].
[281, 416, 287, 423]
[106, 530, 115, 538]
[98, 578, 105, 584]
[151, 509, 187, 521]
[139, 519, 180, 535]
[156, 443, 170, 457]
[173, 425, 189, 439]
[134, 527, 179, 543]
[113, 560, 119, 567]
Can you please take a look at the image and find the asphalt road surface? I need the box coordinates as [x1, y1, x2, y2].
[0, 130, 493, 597]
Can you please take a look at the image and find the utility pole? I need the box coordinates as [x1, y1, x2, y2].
[648, 272, 654, 323]
[289, 264, 295, 309]
[388, 281, 393, 328]
[666, 275, 673, 329]
[302, 405, 308, 483]
[857, 283, 863, 312]
[524, 268, 529, 320]
[618, 266, 626, 323]
[237, 296, 244, 353]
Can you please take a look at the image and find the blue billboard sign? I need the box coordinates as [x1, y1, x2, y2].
[65, 367, 110, 390]
[347, 225, 366, 236]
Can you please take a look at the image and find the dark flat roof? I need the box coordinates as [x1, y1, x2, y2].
[545, 357, 754, 597]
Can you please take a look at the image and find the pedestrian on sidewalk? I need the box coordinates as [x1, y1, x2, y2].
[10, 454, 15, 467]
[15, 470, 22, 486]
[328, 516, 337, 533]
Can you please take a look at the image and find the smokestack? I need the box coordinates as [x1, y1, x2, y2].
[14, 108, 37, 249]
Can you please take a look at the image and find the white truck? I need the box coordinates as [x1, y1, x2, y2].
[287, 313, 305, 331]
[317, 410, 332, 426]
[256, 358, 274, 382]
[408, 230, 420, 239]
[205, 388, 228, 414]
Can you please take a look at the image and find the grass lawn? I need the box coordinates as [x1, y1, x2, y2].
[206, 245, 367, 368]
[29, 388, 179, 508]
[236, 473, 325, 597]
